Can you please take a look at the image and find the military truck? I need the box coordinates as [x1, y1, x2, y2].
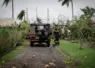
[28, 23, 51, 47]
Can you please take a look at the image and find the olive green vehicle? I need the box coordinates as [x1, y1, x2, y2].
[28, 23, 51, 47]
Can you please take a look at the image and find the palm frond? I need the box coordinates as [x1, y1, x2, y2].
[66, 1, 69, 6]
[17, 10, 25, 20]
[2, 0, 11, 6]
[58, 0, 63, 2]
[37, 17, 42, 24]
[81, 6, 95, 18]
[62, 0, 69, 6]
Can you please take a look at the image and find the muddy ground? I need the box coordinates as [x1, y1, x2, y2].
[1, 45, 66, 68]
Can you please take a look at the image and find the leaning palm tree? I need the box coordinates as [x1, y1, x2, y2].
[81, 6, 95, 18]
[17, 10, 25, 20]
[59, 0, 74, 19]
[2, 0, 14, 18]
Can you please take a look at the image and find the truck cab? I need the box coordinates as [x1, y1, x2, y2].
[28, 23, 51, 47]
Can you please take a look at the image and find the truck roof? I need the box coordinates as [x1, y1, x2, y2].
[30, 23, 50, 26]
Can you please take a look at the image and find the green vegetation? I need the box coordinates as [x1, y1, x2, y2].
[0, 20, 30, 57]
[17, 10, 25, 20]
[0, 40, 28, 65]
[62, 6, 95, 49]
[0, 27, 23, 56]
[2, 1, 95, 68]
[56, 40, 95, 68]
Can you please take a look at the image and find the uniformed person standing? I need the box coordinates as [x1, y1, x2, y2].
[54, 26, 60, 45]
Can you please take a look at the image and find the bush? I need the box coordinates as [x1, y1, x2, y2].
[0, 27, 23, 56]
[0, 29, 10, 55]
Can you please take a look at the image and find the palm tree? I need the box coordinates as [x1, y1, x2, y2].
[37, 17, 42, 24]
[59, 0, 74, 19]
[2, 0, 14, 18]
[81, 6, 95, 19]
[17, 10, 25, 20]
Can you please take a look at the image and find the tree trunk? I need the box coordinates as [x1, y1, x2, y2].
[71, 0, 74, 19]
[24, 14, 26, 21]
[12, 0, 14, 18]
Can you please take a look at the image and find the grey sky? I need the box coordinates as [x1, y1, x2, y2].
[0, 0, 95, 22]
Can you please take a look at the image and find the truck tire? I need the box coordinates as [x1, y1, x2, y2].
[30, 41, 33, 47]
[47, 40, 50, 47]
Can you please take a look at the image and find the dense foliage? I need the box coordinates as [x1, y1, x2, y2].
[0, 20, 30, 56]
[17, 10, 25, 20]
[0, 27, 23, 56]
[68, 7, 95, 48]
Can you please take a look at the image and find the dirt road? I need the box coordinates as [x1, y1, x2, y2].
[2, 46, 66, 68]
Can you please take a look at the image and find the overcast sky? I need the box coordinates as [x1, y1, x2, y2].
[0, 0, 95, 22]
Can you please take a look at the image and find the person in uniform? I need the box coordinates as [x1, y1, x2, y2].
[54, 26, 60, 45]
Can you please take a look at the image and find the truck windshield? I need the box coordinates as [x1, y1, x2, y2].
[38, 26, 44, 30]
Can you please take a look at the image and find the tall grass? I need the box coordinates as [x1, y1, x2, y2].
[0, 27, 23, 56]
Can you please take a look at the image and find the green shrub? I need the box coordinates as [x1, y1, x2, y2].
[0, 27, 23, 56]
[0, 29, 10, 55]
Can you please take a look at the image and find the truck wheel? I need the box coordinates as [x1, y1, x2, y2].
[30, 41, 33, 47]
[47, 40, 50, 47]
